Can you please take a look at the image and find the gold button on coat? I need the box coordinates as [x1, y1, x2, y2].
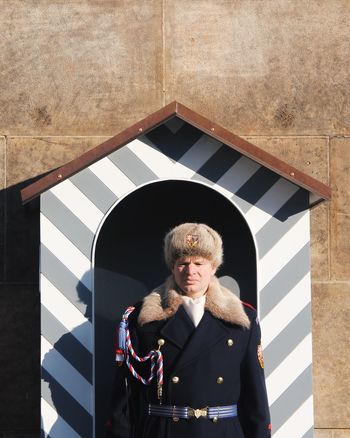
[157, 338, 165, 347]
[216, 377, 224, 384]
[172, 376, 180, 384]
[212, 416, 218, 423]
[227, 339, 234, 347]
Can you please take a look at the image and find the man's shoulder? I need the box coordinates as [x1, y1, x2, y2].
[241, 301, 256, 311]
[241, 301, 258, 320]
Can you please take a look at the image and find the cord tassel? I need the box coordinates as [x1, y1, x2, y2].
[115, 306, 135, 365]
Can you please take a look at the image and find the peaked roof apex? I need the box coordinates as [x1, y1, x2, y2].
[21, 101, 330, 206]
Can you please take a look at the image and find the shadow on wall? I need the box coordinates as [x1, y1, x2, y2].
[0, 173, 50, 436]
[41, 270, 93, 437]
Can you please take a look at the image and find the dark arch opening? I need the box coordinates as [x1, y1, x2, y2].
[94, 179, 256, 436]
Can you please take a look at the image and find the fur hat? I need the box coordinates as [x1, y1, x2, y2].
[164, 223, 223, 269]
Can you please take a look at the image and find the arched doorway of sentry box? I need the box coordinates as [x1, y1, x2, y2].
[93, 179, 256, 438]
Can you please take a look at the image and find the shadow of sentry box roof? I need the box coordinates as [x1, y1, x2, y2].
[21, 101, 330, 206]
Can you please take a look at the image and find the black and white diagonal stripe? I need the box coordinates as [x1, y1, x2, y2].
[40, 118, 313, 437]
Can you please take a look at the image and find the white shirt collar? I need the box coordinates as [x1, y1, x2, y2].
[181, 294, 206, 327]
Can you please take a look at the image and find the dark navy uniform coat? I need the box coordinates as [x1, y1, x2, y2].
[107, 276, 271, 438]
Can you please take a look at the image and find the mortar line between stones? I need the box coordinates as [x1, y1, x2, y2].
[313, 280, 350, 284]
[327, 135, 331, 282]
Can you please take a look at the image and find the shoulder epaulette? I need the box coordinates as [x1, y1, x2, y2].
[241, 301, 256, 311]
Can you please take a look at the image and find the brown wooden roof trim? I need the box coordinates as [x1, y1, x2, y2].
[175, 103, 331, 202]
[21, 102, 178, 204]
[21, 101, 331, 204]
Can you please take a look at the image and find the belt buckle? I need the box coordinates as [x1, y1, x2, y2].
[188, 406, 208, 419]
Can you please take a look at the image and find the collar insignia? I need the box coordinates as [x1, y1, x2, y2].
[257, 343, 264, 369]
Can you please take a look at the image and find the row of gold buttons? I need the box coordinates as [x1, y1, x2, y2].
[171, 376, 224, 384]
[157, 338, 234, 347]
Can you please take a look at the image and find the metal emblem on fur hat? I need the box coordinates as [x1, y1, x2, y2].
[186, 234, 199, 248]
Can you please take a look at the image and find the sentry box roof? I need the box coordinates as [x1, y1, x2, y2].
[21, 101, 330, 206]
[23, 101, 329, 437]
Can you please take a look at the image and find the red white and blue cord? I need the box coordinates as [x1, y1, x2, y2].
[115, 306, 164, 400]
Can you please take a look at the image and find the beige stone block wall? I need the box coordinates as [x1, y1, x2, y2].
[0, 138, 4, 186]
[312, 284, 350, 428]
[334, 431, 350, 438]
[315, 431, 350, 438]
[330, 138, 350, 280]
[0, 0, 163, 136]
[1, 0, 349, 435]
[315, 431, 333, 438]
[6, 137, 108, 186]
[164, 0, 350, 136]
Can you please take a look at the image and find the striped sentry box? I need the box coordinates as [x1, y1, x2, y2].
[40, 117, 314, 437]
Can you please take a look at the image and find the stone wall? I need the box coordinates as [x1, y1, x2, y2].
[0, 1, 349, 436]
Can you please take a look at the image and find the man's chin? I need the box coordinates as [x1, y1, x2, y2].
[182, 286, 200, 295]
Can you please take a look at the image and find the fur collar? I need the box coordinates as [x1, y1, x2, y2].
[138, 275, 250, 328]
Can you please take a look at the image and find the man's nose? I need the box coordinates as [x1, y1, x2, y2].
[185, 263, 196, 275]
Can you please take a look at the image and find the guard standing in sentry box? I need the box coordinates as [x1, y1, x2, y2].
[106, 223, 271, 438]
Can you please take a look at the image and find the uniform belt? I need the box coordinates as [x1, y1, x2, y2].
[148, 403, 237, 420]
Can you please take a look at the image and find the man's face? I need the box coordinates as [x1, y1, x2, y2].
[172, 256, 216, 297]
